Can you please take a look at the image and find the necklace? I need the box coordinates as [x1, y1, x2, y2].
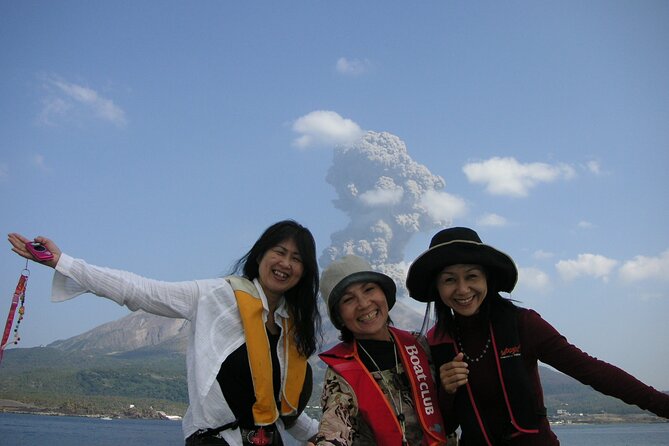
[455, 329, 491, 363]
[357, 338, 408, 445]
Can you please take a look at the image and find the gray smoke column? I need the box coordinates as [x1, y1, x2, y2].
[320, 131, 455, 296]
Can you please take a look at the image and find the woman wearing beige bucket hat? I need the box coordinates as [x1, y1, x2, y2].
[308, 255, 455, 446]
[406, 227, 669, 445]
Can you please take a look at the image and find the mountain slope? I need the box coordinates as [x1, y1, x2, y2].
[43, 299, 424, 354]
[1, 302, 663, 420]
[48, 310, 190, 353]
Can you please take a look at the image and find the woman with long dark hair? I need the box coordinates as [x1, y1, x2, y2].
[406, 227, 669, 445]
[8, 220, 322, 446]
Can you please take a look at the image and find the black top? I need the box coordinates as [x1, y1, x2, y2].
[357, 338, 397, 371]
[216, 329, 312, 429]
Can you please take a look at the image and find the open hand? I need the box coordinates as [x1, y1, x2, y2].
[8, 233, 61, 268]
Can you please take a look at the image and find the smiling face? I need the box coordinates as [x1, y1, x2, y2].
[436, 264, 488, 317]
[257, 238, 304, 302]
[337, 281, 390, 341]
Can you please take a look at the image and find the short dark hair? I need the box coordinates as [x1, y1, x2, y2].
[231, 220, 322, 357]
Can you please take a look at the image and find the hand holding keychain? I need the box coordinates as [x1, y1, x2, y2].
[2, 235, 60, 365]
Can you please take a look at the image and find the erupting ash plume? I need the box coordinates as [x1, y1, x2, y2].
[320, 131, 466, 296]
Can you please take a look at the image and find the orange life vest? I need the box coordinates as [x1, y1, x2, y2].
[229, 276, 306, 426]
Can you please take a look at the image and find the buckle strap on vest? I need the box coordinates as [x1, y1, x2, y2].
[188, 420, 239, 442]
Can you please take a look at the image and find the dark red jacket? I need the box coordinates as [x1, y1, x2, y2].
[430, 306, 669, 445]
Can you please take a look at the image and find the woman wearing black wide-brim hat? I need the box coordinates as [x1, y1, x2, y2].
[406, 227, 669, 445]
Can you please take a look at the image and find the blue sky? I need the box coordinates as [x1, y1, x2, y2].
[1, 1, 668, 390]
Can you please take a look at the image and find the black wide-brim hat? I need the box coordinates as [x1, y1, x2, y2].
[406, 227, 518, 302]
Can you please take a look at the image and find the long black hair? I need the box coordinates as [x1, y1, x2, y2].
[231, 219, 322, 357]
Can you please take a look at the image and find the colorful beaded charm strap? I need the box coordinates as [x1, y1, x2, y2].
[0, 261, 30, 365]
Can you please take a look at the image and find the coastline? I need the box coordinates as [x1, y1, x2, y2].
[0, 398, 182, 421]
[548, 413, 668, 425]
[2, 398, 665, 425]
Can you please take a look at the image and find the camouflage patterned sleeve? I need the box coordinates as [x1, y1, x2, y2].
[311, 367, 359, 446]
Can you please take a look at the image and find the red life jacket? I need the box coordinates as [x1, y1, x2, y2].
[320, 327, 448, 446]
[428, 305, 542, 445]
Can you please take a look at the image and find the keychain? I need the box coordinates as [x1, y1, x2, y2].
[0, 260, 30, 365]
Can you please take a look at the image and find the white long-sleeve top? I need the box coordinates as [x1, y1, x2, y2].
[52, 253, 319, 444]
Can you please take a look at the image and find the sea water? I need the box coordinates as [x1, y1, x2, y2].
[552, 422, 669, 445]
[0, 413, 183, 446]
[0, 413, 668, 445]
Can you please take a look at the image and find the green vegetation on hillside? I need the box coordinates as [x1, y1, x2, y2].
[1, 346, 664, 421]
[0, 347, 187, 417]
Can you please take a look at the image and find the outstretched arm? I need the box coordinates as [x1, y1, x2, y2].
[525, 309, 669, 419]
[8, 232, 212, 320]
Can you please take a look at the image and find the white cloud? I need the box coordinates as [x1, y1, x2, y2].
[533, 249, 554, 260]
[463, 156, 576, 197]
[420, 190, 468, 224]
[41, 77, 127, 127]
[477, 213, 507, 227]
[556, 253, 618, 282]
[0, 163, 8, 181]
[292, 110, 364, 149]
[577, 221, 595, 229]
[619, 249, 669, 282]
[518, 267, 551, 291]
[586, 160, 602, 175]
[39, 97, 71, 126]
[336, 57, 371, 76]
